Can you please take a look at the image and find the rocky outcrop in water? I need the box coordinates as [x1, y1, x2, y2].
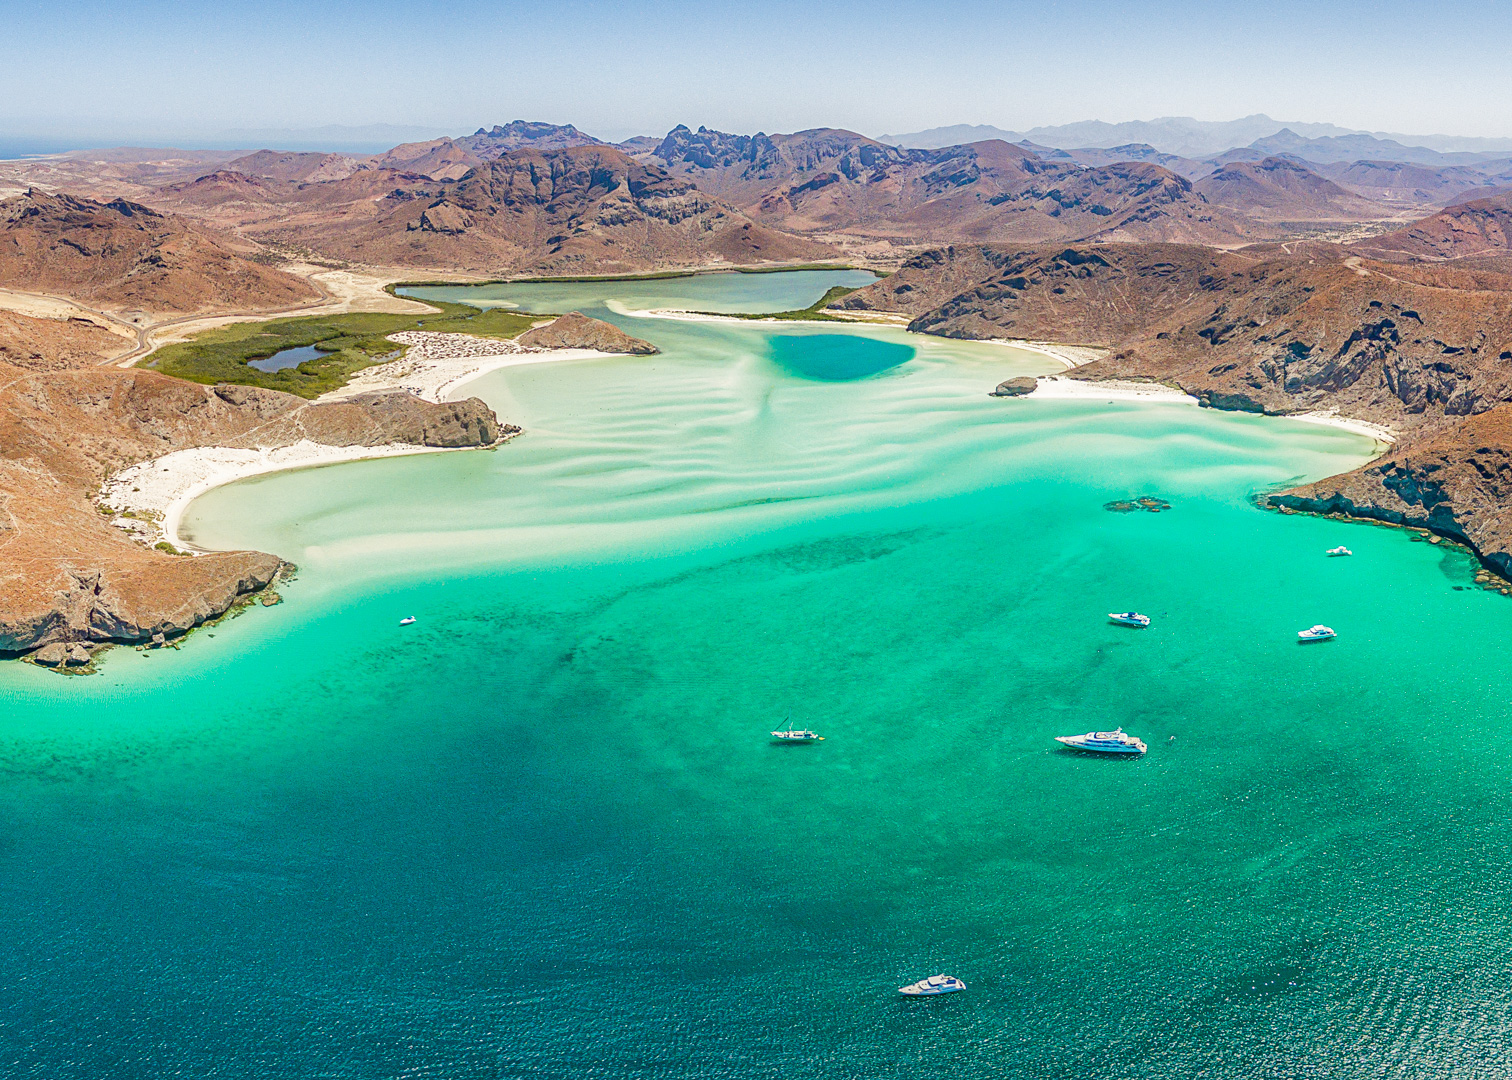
[990, 377, 1037, 397]
[516, 312, 659, 355]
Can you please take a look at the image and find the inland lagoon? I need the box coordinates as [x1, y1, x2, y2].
[2, 271, 1507, 1077]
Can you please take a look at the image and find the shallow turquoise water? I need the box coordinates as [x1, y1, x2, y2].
[3, 273, 1510, 1077]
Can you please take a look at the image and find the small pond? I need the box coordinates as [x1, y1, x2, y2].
[248, 344, 327, 373]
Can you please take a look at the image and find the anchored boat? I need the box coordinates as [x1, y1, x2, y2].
[1326, 546, 1352, 557]
[899, 974, 966, 996]
[399, 616, 416, 626]
[771, 729, 824, 742]
[1055, 728, 1147, 755]
[1108, 611, 1151, 627]
[1298, 625, 1336, 641]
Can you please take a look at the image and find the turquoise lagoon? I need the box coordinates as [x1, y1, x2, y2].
[3, 271, 1511, 1077]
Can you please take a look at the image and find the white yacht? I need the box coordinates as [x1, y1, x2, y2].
[771, 729, 824, 742]
[1108, 611, 1151, 627]
[1326, 546, 1352, 557]
[899, 974, 966, 996]
[1055, 728, 1147, 754]
[399, 616, 416, 626]
[1298, 625, 1336, 641]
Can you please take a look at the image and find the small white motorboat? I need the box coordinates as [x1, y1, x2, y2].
[1108, 612, 1151, 627]
[771, 729, 824, 742]
[1055, 728, 1148, 755]
[399, 616, 416, 626]
[1326, 546, 1352, 557]
[1298, 624, 1335, 641]
[899, 974, 966, 996]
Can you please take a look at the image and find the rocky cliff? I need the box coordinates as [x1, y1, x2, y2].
[1270, 406, 1512, 575]
[516, 312, 659, 354]
[0, 364, 508, 656]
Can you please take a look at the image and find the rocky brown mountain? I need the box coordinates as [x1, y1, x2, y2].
[370, 122, 607, 181]
[1313, 160, 1500, 207]
[1350, 194, 1512, 261]
[0, 189, 318, 313]
[169, 146, 834, 274]
[225, 150, 368, 183]
[1192, 157, 1387, 223]
[644, 127, 1267, 245]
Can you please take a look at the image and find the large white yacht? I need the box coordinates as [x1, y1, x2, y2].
[1055, 728, 1148, 755]
[1298, 625, 1336, 641]
[1108, 611, 1151, 627]
[899, 974, 966, 995]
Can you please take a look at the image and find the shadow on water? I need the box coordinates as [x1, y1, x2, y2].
[767, 334, 915, 381]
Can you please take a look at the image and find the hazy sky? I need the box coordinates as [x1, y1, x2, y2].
[6, 0, 1512, 144]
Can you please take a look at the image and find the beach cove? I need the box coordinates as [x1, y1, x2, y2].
[3, 271, 1512, 1077]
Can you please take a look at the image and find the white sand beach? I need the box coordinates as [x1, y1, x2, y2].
[103, 333, 616, 552]
[101, 441, 476, 553]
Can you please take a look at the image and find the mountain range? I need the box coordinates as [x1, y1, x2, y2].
[880, 116, 1512, 158]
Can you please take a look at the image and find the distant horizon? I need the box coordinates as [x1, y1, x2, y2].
[6, 111, 1512, 162]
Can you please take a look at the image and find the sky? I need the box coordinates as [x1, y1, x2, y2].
[5, 0, 1512, 148]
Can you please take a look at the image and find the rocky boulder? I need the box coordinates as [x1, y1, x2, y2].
[517, 312, 659, 355]
[991, 377, 1038, 397]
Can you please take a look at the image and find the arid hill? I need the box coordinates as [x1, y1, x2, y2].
[371, 122, 607, 181]
[645, 127, 1266, 245]
[1351, 194, 1512, 261]
[837, 241, 1512, 434]
[1314, 160, 1499, 207]
[165, 146, 835, 274]
[225, 150, 368, 183]
[0, 189, 318, 314]
[1192, 157, 1387, 223]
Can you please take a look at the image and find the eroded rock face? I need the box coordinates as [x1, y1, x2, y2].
[1270, 405, 1512, 576]
[516, 312, 659, 355]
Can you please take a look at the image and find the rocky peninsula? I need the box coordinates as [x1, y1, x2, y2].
[0, 362, 507, 662]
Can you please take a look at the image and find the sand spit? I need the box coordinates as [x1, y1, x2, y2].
[316, 331, 614, 405]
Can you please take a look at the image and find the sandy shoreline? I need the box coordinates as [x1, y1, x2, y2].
[104, 334, 611, 552]
[101, 441, 482, 553]
[317, 331, 612, 405]
[1027, 376, 1398, 442]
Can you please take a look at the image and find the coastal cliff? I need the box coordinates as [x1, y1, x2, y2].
[0, 362, 509, 658]
[1270, 406, 1512, 576]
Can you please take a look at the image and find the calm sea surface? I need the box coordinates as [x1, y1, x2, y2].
[2, 271, 1507, 1077]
